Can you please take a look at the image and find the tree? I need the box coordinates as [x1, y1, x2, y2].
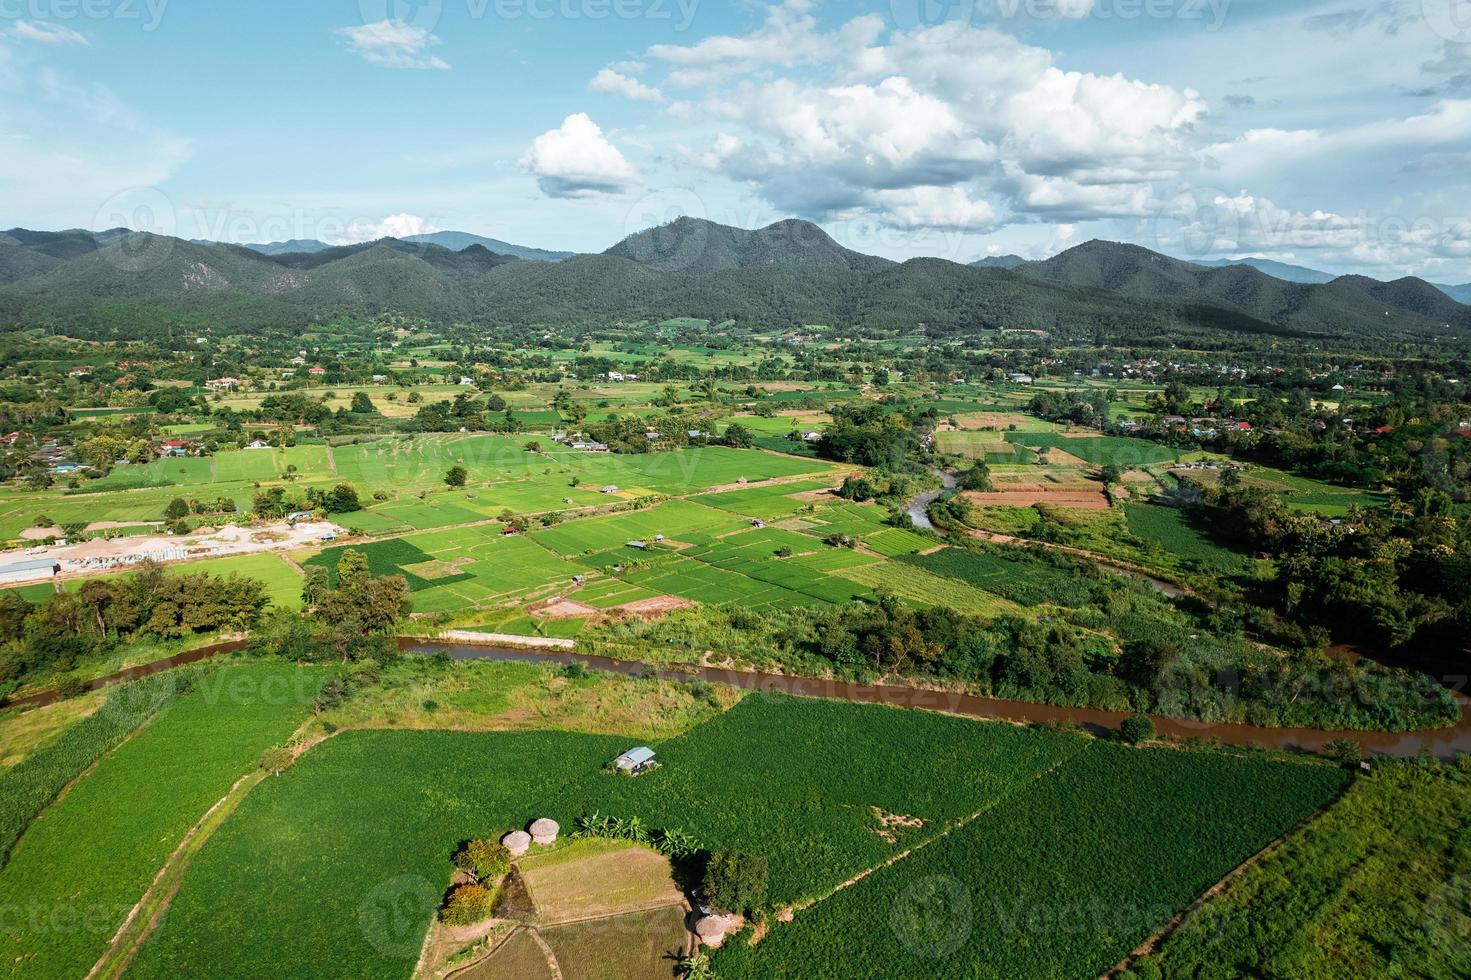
[350, 392, 375, 414]
[1119, 715, 1156, 744]
[454, 840, 511, 881]
[958, 460, 993, 492]
[440, 884, 494, 925]
[722, 423, 755, 449]
[336, 550, 371, 594]
[301, 566, 330, 608]
[325, 483, 361, 513]
[703, 850, 768, 915]
[1100, 464, 1124, 487]
[445, 465, 468, 488]
[260, 746, 295, 775]
[164, 498, 190, 522]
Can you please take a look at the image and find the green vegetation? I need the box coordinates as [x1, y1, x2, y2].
[1134, 762, 1471, 979]
[714, 742, 1347, 979]
[0, 661, 323, 978]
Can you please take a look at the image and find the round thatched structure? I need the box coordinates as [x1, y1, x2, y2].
[502, 830, 532, 857]
[529, 818, 560, 845]
[695, 915, 732, 948]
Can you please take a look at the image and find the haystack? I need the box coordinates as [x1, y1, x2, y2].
[502, 830, 532, 857]
[529, 818, 560, 845]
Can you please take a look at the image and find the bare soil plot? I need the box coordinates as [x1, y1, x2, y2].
[963, 487, 1110, 510]
[539, 905, 690, 980]
[519, 842, 686, 925]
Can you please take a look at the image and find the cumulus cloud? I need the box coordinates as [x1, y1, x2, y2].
[337, 19, 449, 70]
[588, 68, 666, 103]
[520, 113, 639, 198]
[7, 21, 89, 45]
[344, 213, 439, 242]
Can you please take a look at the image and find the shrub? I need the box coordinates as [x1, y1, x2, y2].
[1120, 715, 1157, 744]
[55, 677, 87, 700]
[704, 850, 769, 915]
[455, 839, 511, 881]
[440, 884, 494, 925]
[260, 746, 295, 775]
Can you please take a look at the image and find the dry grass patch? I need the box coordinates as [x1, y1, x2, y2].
[520, 841, 686, 925]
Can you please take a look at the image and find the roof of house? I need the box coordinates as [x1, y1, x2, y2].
[0, 558, 60, 574]
[615, 746, 656, 766]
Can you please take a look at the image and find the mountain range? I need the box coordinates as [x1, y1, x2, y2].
[1, 222, 1467, 341]
[227, 231, 572, 263]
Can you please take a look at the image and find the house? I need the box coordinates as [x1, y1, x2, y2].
[309, 366, 327, 377]
[687, 430, 709, 439]
[286, 511, 315, 524]
[628, 540, 648, 550]
[1007, 373, 1034, 385]
[51, 462, 82, 475]
[372, 375, 388, 383]
[0, 432, 20, 447]
[601, 485, 620, 494]
[458, 377, 475, 386]
[206, 378, 240, 391]
[0, 557, 60, 585]
[158, 440, 192, 458]
[68, 366, 92, 378]
[290, 356, 307, 366]
[612, 746, 657, 775]
[802, 431, 822, 443]
[244, 440, 271, 450]
[572, 441, 608, 452]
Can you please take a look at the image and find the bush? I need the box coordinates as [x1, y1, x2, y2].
[55, 677, 87, 700]
[260, 746, 295, 775]
[455, 839, 511, 881]
[440, 883, 494, 925]
[1120, 715, 1157, 744]
[704, 850, 769, 915]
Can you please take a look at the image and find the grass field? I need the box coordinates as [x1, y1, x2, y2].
[0, 662, 323, 979]
[714, 742, 1348, 979]
[898, 546, 1099, 607]
[1136, 762, 1471, 979]
[1124, 503, 1255, 577]
[128, 692, 1347, 980]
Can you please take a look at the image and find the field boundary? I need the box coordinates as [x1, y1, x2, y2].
[1101, 775, 1357, 978]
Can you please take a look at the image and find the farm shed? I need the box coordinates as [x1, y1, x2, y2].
[613, 746, 657, 774]
[502, 830, 532, 857]
[529, 819, 560, 845]
[0, 558, 60, 585]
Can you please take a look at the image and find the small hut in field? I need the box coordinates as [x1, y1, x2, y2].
[502, 830, 532, 857]
[529, 818, 560, 846]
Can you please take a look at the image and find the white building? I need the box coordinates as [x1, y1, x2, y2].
[0, 557, 60, 585]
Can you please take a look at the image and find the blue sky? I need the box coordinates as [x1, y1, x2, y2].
[2, 0, 1470, 280]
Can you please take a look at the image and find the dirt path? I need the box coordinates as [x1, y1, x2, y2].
[526, 929, 564, 980]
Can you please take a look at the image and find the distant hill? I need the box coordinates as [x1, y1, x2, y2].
[1189, 256, 1337, 284]
[1436, 282, 1471, 304]
[606, 217, 893, 275]
[1019, 240, 1471, 337]
[237, 239, 332, 256]
[970, 254, 1027, 270]
[403, 231, 571, 262]
[1, 225, 1467, 341]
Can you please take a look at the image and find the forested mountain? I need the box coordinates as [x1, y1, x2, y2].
[1015, 240, 1471, 337]
[237, 239, 332, 256]
[605, 218, 893, 275]
[404, 231, 572, 262]
[969, 254, 1027, 270]
[0, 224, 1466, 341]
[1190, 256, 1337, 284]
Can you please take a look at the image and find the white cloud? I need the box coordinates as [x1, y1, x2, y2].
[520, 113, 639, 198]
[8, 21, 89, 45]
[344, 212, 439, 242]
[863, 185, 1000, 231]
[337, 19, 449, 70]
[588, 68, 666, 103]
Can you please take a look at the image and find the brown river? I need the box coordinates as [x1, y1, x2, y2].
[11, 636, 1469, 760]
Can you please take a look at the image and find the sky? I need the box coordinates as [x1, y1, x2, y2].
[2, 0, 1470, 280]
